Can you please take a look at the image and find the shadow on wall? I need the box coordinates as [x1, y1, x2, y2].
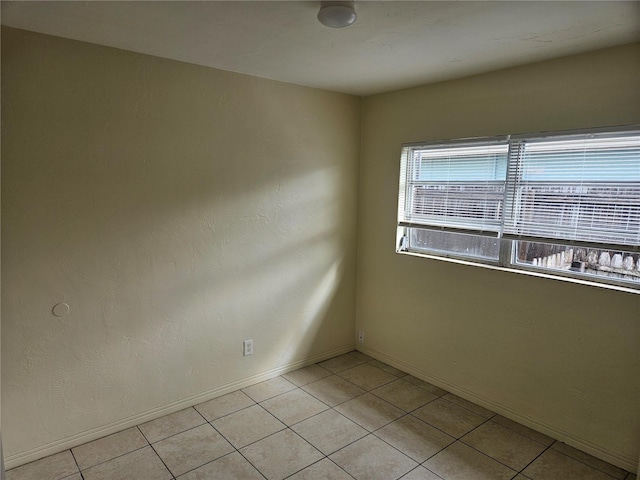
[2, 27, 359, 460]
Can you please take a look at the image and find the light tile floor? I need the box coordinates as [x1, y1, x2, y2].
[6, 351, 636, 480]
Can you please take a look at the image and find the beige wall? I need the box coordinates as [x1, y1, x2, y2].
[357, 43, 640, 471]
[2, 25, 640, 473]
[1, 27, 361, 466]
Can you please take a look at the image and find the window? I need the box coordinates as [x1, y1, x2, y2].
[397, 127, 640, 289]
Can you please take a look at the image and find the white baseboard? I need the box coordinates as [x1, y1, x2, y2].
[357, 345, 639, 475]
[5, 344, 355, 470]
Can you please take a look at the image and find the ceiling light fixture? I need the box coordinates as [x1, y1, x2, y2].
[317, 1, 357, 28]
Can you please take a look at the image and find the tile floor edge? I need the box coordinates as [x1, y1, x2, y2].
[4, 343, 355, 471]
[355, 345, 639, 475]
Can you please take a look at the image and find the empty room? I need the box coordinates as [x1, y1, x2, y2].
[1, 1, 639, 480]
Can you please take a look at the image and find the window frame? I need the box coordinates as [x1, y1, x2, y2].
[397, 125, 640, 292]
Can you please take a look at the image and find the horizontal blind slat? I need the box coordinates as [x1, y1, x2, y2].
[401, 141, 509, 232]
[504, 132, 640, 247]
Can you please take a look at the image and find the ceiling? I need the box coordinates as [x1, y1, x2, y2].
[2, 1, 639, 96]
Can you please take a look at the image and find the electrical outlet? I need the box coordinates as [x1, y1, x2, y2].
[243, 339, 254, 356]
[358, 331, 365, 343]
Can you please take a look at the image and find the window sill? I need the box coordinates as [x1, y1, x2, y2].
[397, 250, 640, 295]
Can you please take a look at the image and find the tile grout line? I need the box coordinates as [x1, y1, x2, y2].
[234, 449, 269, 480]
[356, 389, 542, 477]
[411, 414, 499, 468]
[200, 418, 268, 479]
[368, 413, 440, 466]
[332, 395, 403, 432]
[422, 464, 446, 479]
[319, 404, 423, 473]
[142, 427, 178, 480]
[139, 420, 206, 448]
[139, 425, 174, 478]
[313, 415, 368, 457]
[145, 376, 637, 480]
[280, 391, 409, 471]
[549, 445, 625, 480]
[324, 430, 417, 480]
[435, 438, 521, 477]
[367, 381, 442, 408]
[298, 374, 369, 408]
[207, 417, 286, 452]
[280, 360, 473, 472]
[135, 405, 236, 478]
[403, 410, 472, 443]
[73, 443, 149, 474]
[456, 417, 556, 473]
[326, 457, 359, 480]
[437, 395, 497, 420]
[191, 405, 209, 424]
[488, 416, 554, 448]
[173, 449, 265, 480]
[11, 353, 633, 480]
[280, 430, 333, 479]
[73, 357, 358, 479]
[516, 440, 557, 477]
[168, 415, 267, 479]
[68, 447, 83, 480]
[197, 399, 257, 424]
[456, 423, 539, 474]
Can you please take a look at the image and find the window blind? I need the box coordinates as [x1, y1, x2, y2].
[399, 140, 509, 234]
[503, 132, 640, 250]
